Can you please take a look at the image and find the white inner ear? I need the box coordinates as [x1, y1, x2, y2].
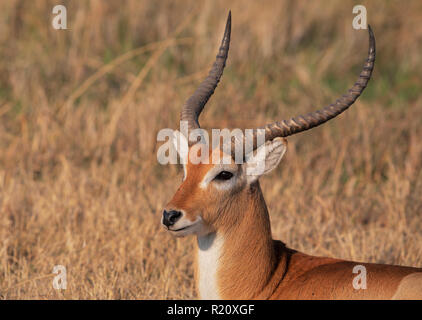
[171, 130, 189, 179]
[244, 137, 287, 183]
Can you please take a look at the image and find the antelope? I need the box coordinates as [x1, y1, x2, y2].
[161, 12, 422, 299]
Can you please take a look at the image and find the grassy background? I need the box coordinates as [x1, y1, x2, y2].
[0, 0, 421, 299]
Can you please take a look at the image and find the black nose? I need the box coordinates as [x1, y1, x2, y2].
[162, 210, 182, 228]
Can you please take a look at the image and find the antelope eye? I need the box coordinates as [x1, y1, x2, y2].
[214, 171, 233, 181]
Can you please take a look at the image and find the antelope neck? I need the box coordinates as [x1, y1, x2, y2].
[196, 182, 282, 299]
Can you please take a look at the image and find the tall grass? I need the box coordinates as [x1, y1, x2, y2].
[0, 0, 421, 299]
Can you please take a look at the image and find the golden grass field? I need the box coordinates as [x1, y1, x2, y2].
[0, 0, 421, 299]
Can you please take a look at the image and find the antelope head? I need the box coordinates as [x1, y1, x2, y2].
[162, 11, 375, 237]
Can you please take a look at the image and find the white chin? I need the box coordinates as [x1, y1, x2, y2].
[170, 228, 193, 237]
[169, 220, 207, 237]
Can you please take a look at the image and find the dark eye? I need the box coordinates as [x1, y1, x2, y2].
[214, 171, 233, 181]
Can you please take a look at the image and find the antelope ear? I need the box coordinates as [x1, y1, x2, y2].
[171, 130, 189, 164]
[244, 137, 287, 183]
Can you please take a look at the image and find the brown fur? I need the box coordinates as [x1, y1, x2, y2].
[391, 273, 422, 300]
[165, 147, 422, 299]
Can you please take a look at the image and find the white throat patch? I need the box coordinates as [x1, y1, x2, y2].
[197, 232, 224, 300]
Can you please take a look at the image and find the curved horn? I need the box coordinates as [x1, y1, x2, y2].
[250, 25, 375, 149]
[180, 11, 231, 144]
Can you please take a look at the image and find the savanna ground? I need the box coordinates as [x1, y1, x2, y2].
[0, 0, 421, 299]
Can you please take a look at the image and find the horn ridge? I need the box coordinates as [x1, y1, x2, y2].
[255, 25, 376, 145]
[180, 11, 231, 144]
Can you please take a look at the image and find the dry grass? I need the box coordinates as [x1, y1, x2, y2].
[0, 0, 421, 299]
